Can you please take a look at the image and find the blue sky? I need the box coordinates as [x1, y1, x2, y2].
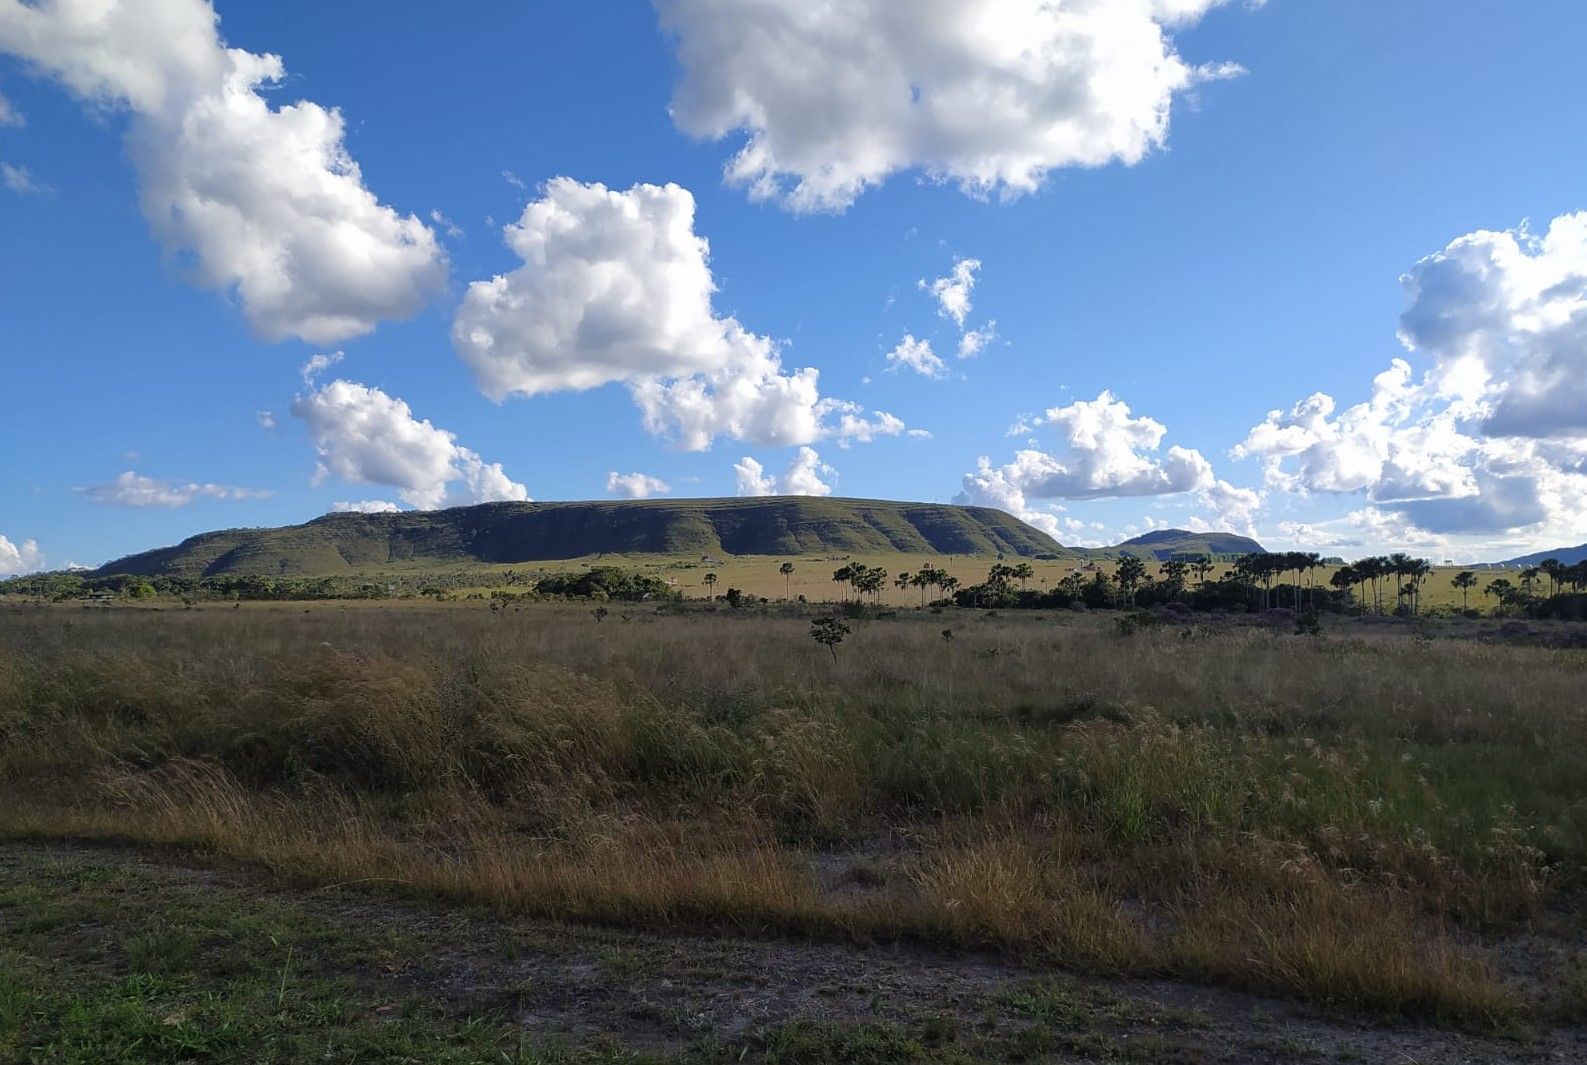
[3, 0, 1587, 573]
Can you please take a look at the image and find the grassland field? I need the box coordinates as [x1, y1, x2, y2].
[2, 595, 1586, 1062]
[318, 553, 1510, 611]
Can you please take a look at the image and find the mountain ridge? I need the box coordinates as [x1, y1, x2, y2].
[91, 497, 1073, 578]
[1500, 543, 1587, 568]
[1109, 528, 1266, 560]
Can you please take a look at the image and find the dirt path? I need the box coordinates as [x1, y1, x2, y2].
[2, 840, 1582, 1064]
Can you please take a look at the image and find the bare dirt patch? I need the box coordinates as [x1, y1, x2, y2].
[4, 840, 1583, 1063]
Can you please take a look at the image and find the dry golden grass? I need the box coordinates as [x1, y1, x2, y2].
[2, 600, 1581, 1025]
[418, 550, 1524, 610]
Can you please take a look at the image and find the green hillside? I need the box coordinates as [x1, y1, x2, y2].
[1103, 528, 1266, 562]
[93, 498, 1072, 578]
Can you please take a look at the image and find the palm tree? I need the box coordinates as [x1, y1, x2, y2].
[1330, 565, 1359, 611]
[1116, 555, 1147, 607]
[1300, 552, 1324, 609]
[779, 561, 795, 599]
[1234, 553, 1276, 610]
[832, 564, 855, 602]
[1356, 556, 1387, 614]
[1453, 570, 1478, 612]
[1485, 578, 1514, 615]
[1520, 567, 1541, 601]
[1011, 562, 1034, 591]
[1160, 560, 1189, 599]
[1404, 557, 1431, 614]
[1386, 553, 1416, 613]
[703, 572, 718, 599]
[1540, 558, 1564, 599]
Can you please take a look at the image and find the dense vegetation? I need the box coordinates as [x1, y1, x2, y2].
[3, 602, 1585, 1031]
[533, 566, 680, 601]
[931, 552, 1587, 622]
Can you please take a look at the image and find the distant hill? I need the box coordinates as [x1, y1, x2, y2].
[1106, 529, 1266, 561]
[93, 498, 1072, 578]
[1500, 543, 1587, 568]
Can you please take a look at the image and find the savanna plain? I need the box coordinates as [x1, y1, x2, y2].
[2, 599, 1586, 1063]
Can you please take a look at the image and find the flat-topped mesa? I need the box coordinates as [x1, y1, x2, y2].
[93, 497, 1074, 578]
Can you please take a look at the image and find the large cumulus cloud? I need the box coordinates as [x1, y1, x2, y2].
[655, 0, 1256, 211]
[0, 0, 446, 342]
[1236, 212, 1587, 549]
[453, 178, 906, 451]
[292, 379, 528, 510]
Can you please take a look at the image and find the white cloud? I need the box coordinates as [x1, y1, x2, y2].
[1234, 360, 1427, 498]
[0, 0, 446, 343]
[954, 458, 1065, 538]
[734, 447, 835, 497]
[972, 391, 1216, 501]
[0, 90, 22, 127]
[1399, 212, 1587, 441]
[657, 0, 1253, 211]
[454, 178, 905, 450]
[0, 534, 45, 577]
[885, 334, 946, 378]
[429, 208, 463, 239]
[331, 500, 402, 514]
[1, 160, 43, 193]
[957, 320, 998, 359]
[959, 392, 1253, 540]
[255, 410, 277, 430]
[298, 350, 344, 384]
[77, 470, 272, 507]
[606, 471, 672, 499]
[1235, 210, 1587, 551]
[921, 258, 980, 328]
[1185, 479, 1264, 538]
[292, 379, 529, 510]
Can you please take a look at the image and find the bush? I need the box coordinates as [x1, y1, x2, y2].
[535, 567, 679, 602]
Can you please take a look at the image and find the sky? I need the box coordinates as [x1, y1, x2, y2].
[3, 0, 1587, 575]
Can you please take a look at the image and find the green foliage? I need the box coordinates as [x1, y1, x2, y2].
[535, 567, 680, 602]
[809, 617, 852, 661]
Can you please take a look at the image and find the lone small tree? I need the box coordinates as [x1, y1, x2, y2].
[703, 572, 718, 599]
[809, 616, 851, 663]
[1485, 578, 1514, 615]
[1453, 570, 1478, 612]
[779, 561, 795, 598]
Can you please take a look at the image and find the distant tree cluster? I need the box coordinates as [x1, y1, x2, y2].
[1324, 554, 1433, 615]
[534, 567, 679, 602]
[830, 563, 891, 603]
[1476, 558, 1587, 618]
[932, 550, 1587, 620]
[0, 571, 419, 603]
